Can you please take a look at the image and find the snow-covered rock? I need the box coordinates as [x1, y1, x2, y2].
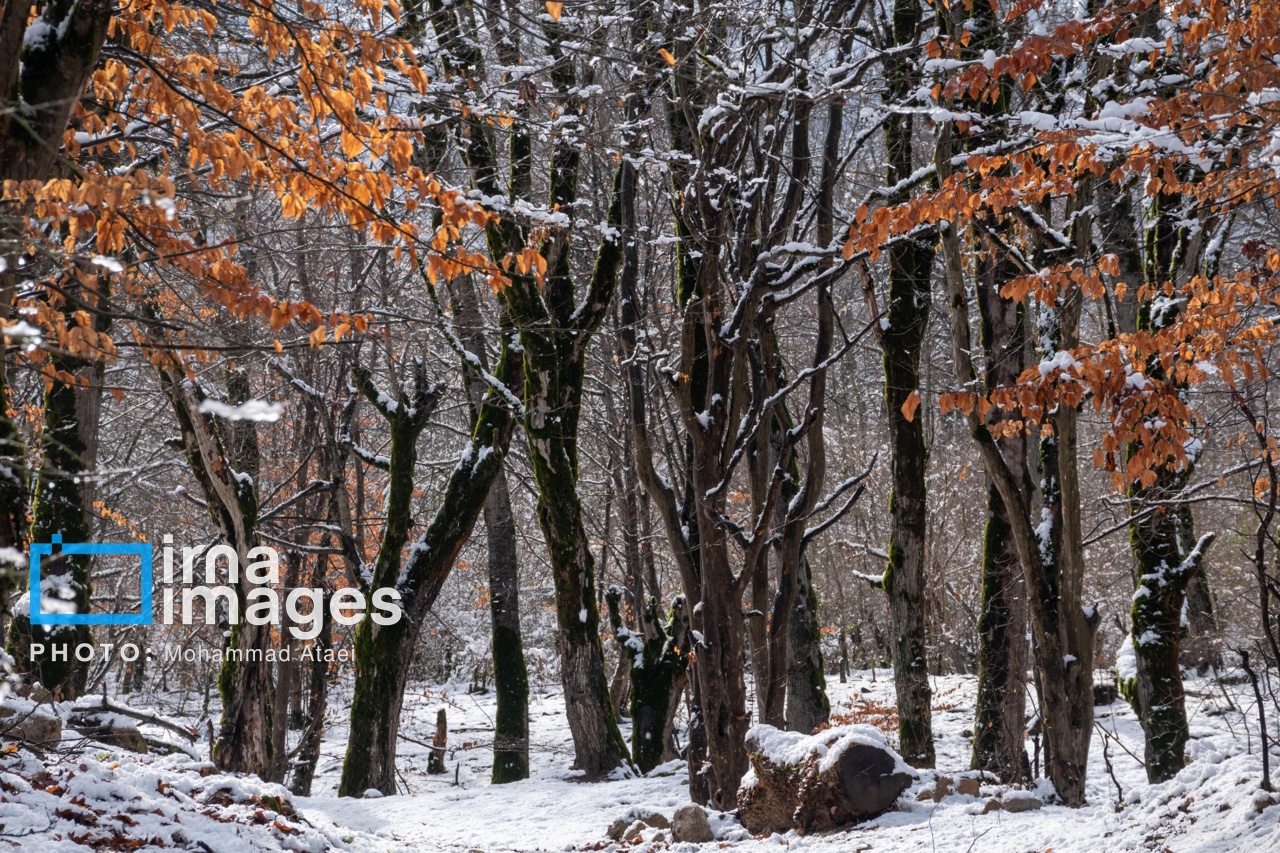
[738, 723, 914, 833]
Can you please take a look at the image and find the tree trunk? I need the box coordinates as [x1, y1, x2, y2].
[785, 557, 829, 734]
[448, 271, 531, 786]
[970, 236, 1030, 783]
[486, 469, 530, 783]
[971, 478, 1030, 781]
[339, 327, 520, 795]
[342, 616, 416, 794]
[288, 586, 331, 796]
[690, 528, 751, 809]
[1181, 564, 1219, 672]
[937, 124, 1098, 805]
[1122, 159, 1207, 783]
[606, 590, 690, 773]
[0, 358, 27, 640]
[878, 0, 936, 768]
[8, 353, 94, 697]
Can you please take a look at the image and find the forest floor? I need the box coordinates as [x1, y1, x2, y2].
[298, 670, 1280, 852]
[2, 671, 1278, 851]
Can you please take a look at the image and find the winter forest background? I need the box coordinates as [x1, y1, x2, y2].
[3, 0, 1280, 848]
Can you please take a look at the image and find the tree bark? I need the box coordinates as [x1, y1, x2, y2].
[449, 272, 531, 785]
[485, 470, 529, 783]
[937, 124, 1098, 806]
[970, 227, 1031, 783]
[8, 350, 94, 697]
[606, 590, 690, 773]
[338, 322, 521, 795]
[878, 0, 937, 769]
[152, 364, 273, 776]
[785, 557, 829, 734]
[1121, 176, 1208, 783]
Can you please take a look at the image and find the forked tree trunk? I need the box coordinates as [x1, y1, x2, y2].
[152, 365, 272, 776]
[427, 0, 634, 780]
[934, 0, 1032, 784]
[339, 348, 518, 795]
[938, 125, 1098, 806]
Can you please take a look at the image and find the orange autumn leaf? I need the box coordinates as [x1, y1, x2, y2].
[901, 390, 921, 423]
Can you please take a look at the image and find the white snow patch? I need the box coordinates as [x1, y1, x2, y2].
[197, 398, 284, 422]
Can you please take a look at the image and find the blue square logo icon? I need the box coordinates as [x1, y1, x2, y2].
[29, 534, 153, 625]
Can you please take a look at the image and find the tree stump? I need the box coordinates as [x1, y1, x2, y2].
[428, 709, 447, 774]
[738, 725, 913, 834]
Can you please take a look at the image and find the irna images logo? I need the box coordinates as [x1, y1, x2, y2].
[26, 534, 402, 635]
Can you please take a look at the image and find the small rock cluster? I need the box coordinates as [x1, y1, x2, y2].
[915, 774, 1043, 814]
[606, 804, 713, 845]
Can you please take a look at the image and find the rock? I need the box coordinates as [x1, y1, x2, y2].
[607, 809, 669, 839]
[671, 804, 714, 843]
[651, 831, 666, 843]
[0, 702, 62, 744]
[606, 817, 629, 840]
[956, 777, 981, 797]
[738, 725, 913, 834]
[625, 820, 647, 841]
[69, 712, 148, 754]
[1001, 793, 1043, 813]
[1093, 683, 1120, 706]
[982, 798, 1002, 814]
[931, 776, 953, 802]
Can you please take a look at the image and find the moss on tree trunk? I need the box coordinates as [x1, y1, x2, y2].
[606, 590, 690, 773]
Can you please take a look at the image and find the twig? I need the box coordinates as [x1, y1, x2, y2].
[1239, 648, 1274, 792]
[1095, 721, 1125, 809]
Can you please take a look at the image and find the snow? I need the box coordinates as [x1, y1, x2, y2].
[1039, 349, 1081, 378]
[1116, 633, 1138, 681]
[744, 722, 915, 778]
[197, 398, 284, 422]
[1, 321, 42, 340]
[91, 255, 125, 273]
[4, 672, 1279, 852]
[300, 672, 1280, 851]
[0, 737, 379, 851]
[21, 20, 52, 50]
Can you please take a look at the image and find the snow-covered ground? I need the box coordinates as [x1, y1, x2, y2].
[4, 670, 1279, 851]
[299, 671, 1280, 852]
